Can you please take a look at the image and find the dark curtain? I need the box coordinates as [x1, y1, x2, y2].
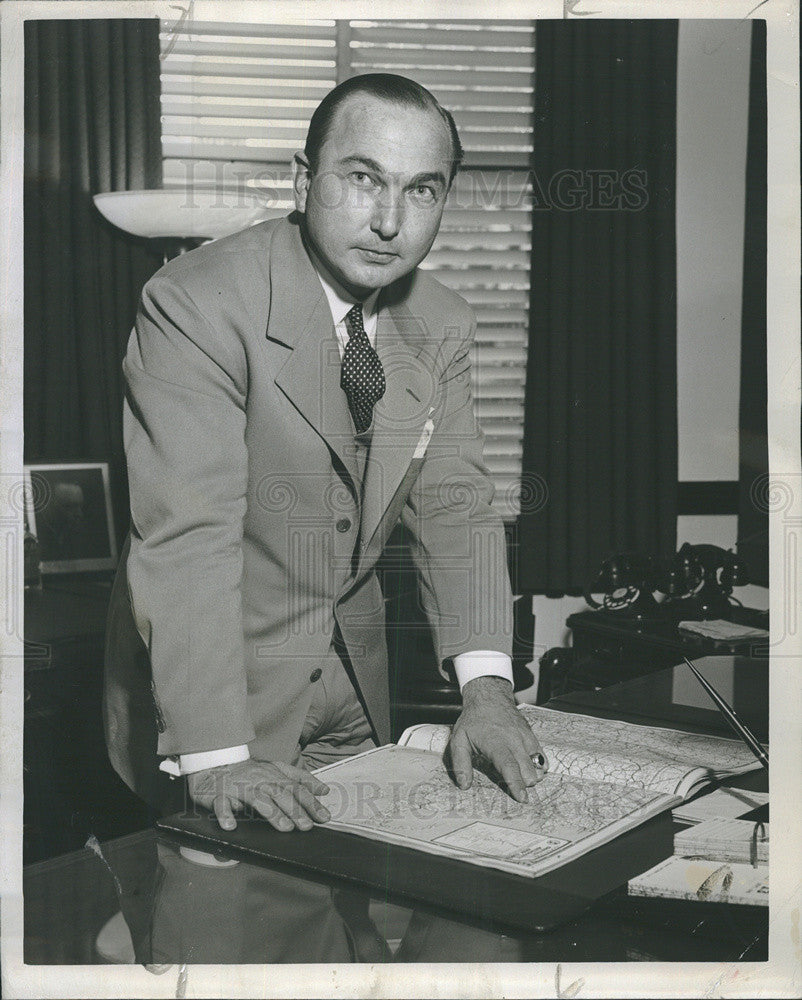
[24, 19, 162, 547]
[519, 20, 678, 594]
[737, 20, 768, 588]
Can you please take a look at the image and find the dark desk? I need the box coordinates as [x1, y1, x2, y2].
[24, 579, 152, 863]
[566, 607, 768, 690]
[25, 578, 113, 653]
[24, 657, 768, 966]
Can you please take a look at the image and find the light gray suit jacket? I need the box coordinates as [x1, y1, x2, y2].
[103, 213, 513, 804]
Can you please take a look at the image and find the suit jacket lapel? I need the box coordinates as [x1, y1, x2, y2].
[359, 299, 438, 566]
[269, 220, 361, 491]
[266, 217, 441, 549]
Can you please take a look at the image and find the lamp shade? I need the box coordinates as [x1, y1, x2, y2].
[93, 189, 283, 240]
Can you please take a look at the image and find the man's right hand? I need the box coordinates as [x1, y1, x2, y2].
[187, 760, 331, 832]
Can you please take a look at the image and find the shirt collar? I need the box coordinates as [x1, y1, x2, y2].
[306, 242, 380, 327]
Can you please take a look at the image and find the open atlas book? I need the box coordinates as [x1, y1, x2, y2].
[314, 705, 765, 879]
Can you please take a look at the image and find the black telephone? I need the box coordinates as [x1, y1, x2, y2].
[584, 543, 750, 620]
[657, 542, 749, 619]
[583, 552, 661, 617]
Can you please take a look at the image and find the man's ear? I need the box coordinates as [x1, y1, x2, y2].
[292, 151, 312, 212]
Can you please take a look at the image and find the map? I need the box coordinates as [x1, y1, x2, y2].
[399, 704, 762, 799]
[316, 705, 765, 878]
[318, 745, 671, 878]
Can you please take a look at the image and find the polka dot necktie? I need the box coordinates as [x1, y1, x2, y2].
[340, 303, 386, 434]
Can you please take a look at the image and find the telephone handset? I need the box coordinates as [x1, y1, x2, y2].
[657, 542, 749, 619]
[583, 553, 660, 616]
[583, 544, 750, 620]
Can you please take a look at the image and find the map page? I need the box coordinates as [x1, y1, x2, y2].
[399, 705, 762, 800]
[672, 787, 769, 825]
[315, 745, 675, 878]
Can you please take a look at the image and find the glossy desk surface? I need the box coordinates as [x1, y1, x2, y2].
[24, 657, 768, 966]
[547, 654, 768, 741]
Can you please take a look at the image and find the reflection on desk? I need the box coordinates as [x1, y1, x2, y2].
[24, 825, 767, 966]
[547, 655, 768, 742]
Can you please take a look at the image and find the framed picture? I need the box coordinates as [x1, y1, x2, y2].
[24, 462, 118, 573]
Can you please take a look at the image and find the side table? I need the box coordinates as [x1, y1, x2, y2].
[564, 606, 768, 691]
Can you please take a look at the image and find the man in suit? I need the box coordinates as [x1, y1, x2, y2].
[104, 73, 546, 833]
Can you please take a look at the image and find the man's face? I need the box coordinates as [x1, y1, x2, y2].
[293, 94, 454, 299]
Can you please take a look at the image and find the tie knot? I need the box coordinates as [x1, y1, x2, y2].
[345, 303, 366, 340]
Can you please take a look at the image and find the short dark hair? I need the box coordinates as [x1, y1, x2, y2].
[304, 73, 464, 184]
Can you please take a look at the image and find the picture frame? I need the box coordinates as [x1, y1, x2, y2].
[24, 462, 118, 574]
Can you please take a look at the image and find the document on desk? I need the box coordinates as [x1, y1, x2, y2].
[629, 857, 768, 906]
[314, 706, 765, 879]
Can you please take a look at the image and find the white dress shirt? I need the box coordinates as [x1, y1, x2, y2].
[161, 259, 512, 776]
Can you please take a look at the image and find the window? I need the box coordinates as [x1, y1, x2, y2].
[160, 17, 534, 518]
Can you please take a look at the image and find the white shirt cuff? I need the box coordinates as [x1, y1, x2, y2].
[159, 744, 250, 777]
[452, 651, 514, 691]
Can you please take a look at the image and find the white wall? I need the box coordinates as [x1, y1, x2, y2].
[675, 20, 768, 615]
[523, 21, 767, 691]
[676, 19, 752, 481]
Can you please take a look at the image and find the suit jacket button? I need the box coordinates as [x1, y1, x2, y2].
[309, 668, 322, 683]
[336, 518, 351, 533]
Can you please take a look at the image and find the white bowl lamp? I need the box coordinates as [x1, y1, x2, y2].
[93, 189, 284, 259]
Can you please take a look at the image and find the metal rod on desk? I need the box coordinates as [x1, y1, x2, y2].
[682, 656, 769, 770]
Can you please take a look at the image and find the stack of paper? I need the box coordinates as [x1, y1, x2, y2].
[674, 817, 768, 865]
[631, 797, 769, 905]
[677, 619, 769, 641]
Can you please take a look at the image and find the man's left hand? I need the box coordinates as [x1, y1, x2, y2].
[445, 675, 548, 802]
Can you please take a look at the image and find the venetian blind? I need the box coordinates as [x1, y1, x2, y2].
[160, 18, 534, 518]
